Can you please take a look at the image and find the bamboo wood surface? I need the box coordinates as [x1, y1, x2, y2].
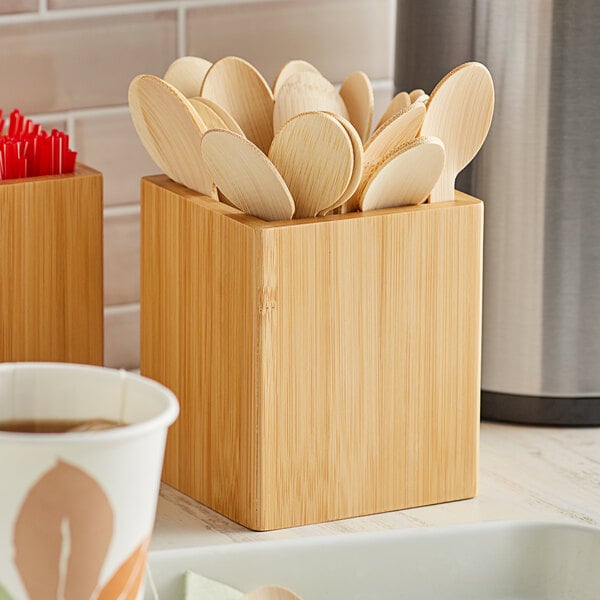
[141, 176, 483, 530]
[189, 96, 245, 137]
[201, 56, 274, 154]
[364, 102, 426, 170]
[163, 56, 212, 98]
[359, 137, 445, 211]
[421, 62, 494, 203]
[129, 75, 216, 198]
[338, 71, 374, 144]
[0, 165, 103, 364]
[268, 112, 353, 218]
[272, 59, 321, 95]
[409, 89, 426, 103]
[201, 129, 295, 221]
[321, 113, 364, 214]
[273, 71, 349, 135]
[187, 97, 229, 130]
[374, 91, 411, 130]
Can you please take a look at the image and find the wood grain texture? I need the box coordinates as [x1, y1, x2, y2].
[268, 112, 352, 218]
[273, 71, 349, 135]
[272, 59, 321, 95]
[421, 62, 494, 203]
[374, 91, 411, 130]
[359, 137, 445, 211]
[189, 96, 245, 137]
[338, 71, 374, 144]
[141, 176, 483, 531]
[129, 75, 216, 198]
[0, 165, 103, 364]
[201, 56, 274, 154]
[164, 56, 212, 98]
[187, 97, 229, 130]
[409, 89, 426, 103]
[364, 102, 426, 171]
[201, 129, 295, 221]
[321, 113, 364, 214]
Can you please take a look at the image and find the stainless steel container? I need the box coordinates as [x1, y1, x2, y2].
[396, 0, 600, 424]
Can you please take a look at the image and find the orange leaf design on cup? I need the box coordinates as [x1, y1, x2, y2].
[97, 537, 150, 600]
[13, 460, 113, 600]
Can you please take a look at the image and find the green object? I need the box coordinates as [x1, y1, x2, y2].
[0, 583, 13, 600]
[184, 570, 243, 600]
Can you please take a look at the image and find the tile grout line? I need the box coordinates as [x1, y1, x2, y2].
[28, 79, 394, 123]
[104, 204, 141, 218]
[65, 114, 76, 148]
[105, 302, 140, 315]
[0, 0, 265, 24]
[177, 5, 186, 58]
[386, 0, 397, 85]
[32, 105, 130, 124]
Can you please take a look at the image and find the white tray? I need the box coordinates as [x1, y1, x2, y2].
[146, 521, 600, 599]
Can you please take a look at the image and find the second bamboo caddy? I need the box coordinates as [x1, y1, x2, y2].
[141, 175, 483, 531]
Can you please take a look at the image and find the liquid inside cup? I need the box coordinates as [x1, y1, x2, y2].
[0, 418, 125, 433]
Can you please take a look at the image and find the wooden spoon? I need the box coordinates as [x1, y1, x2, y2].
[200, 129, 294, 221]
[409, 88, 426, 102]
[201, 56, 274, 154]
[188, 97, 229, 130]
[338, 71, 374, 144]
[364, 102, 426, 168]
[243, 585, 302, 600]
[374, 91, 411, 130]
[420, 61, 494, 202]
[191, 96, 245, 137]
[273, 71, 349, 135]
[128, 74, 216, 197]
[359, 136, 445, 211]
[163, 56, 212, 98]
[412, 93, 429, 105]
[272, 59, 321, 95]
[268, 111, 353, 219]
[319, 113, 364, 214]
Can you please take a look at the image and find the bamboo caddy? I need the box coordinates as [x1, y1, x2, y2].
[0, 165, 103, 365]
[136, 56, 491, 530]
[141, 177, 483, 530]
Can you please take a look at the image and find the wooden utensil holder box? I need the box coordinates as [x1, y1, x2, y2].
[141, 175, 483, 531]
[0, 165, 103, 365]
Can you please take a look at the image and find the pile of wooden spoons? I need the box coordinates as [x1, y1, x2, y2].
[129, 56, 494, 221]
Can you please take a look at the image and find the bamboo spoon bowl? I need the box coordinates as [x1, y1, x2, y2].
[163, 56, 212, 98]
[359, 136, 446, 211]
[319, 113, 364, 214]
[190, 96, 245, 137]
[364, 102, 426, 169]
[201, 56, 274, 154]
[339, 70, 374, 144]
[409, 88, 426, 102]
[268, 111, 353, 219]
[200, 129, 294, 221]
[374, 90, 411, 130]
[420, 61, 494, 203]
[128, 74, 216, 197]
[188, 97, 229, 131]
[272, 59, 321, 95]
[273, 71, 349, 135]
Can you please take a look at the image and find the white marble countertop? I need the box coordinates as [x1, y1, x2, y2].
[151, 422, 600, 551]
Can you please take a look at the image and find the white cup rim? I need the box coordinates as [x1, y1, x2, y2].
[0, 362, 179, 444]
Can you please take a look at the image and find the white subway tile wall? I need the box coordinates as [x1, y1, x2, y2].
[0, 0, 395, 368]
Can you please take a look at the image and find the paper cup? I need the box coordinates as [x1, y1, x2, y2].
[0, 363, 179, 600]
